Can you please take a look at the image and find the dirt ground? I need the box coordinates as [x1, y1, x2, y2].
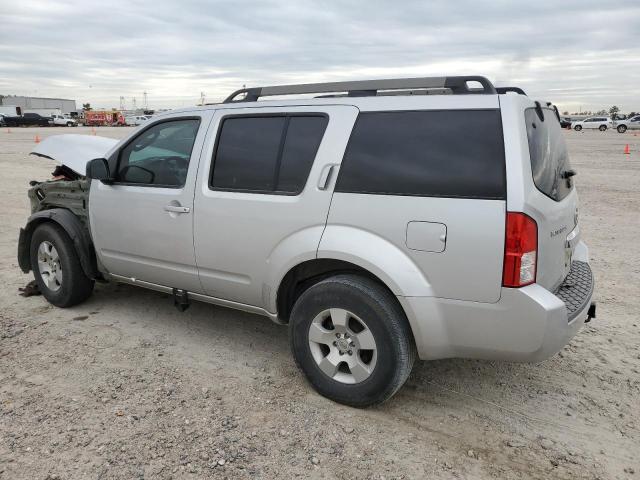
[0, 125, 639, 480]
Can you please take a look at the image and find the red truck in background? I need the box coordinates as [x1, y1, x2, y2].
[84, 111, 126, 126]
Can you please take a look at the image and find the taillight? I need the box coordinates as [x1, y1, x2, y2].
[502, 212, 538, 287]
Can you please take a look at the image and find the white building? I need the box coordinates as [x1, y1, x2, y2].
[1, 96, 77, 115]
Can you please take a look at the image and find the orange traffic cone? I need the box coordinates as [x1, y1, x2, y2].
[624, 144, 630, 154]
[34, 134, 41, 144]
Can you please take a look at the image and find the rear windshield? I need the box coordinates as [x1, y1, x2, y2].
[525, 107, 573, 201]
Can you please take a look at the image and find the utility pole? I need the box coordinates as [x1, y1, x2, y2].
[132, 97, 137, 111]
[143, 91, 148, 109]
[119, 96, 125, 110]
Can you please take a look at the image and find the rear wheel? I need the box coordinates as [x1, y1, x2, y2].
[574, 125, 582, 131]
[599, 125, 607, 131]
[30, 223, 94, 307]
[66, 122, 74, 127]
[617, 125, 627, 133]
[290, 274, 416, 407]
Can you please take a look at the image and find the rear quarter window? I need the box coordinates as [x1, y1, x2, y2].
[525, 107, 573, 201]
[335, 110, 506, 199]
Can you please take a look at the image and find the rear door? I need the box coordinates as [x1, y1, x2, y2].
[522, 105, 578, 290]
[193, 105, 358, 308]
[323, 97, 507, 303]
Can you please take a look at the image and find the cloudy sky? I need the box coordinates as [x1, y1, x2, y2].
[1, 0, 639, 112]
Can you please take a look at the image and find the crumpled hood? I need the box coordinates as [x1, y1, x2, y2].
[30, 134, 118, 175]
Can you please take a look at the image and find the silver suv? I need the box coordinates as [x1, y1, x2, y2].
[19, 76, 595, 406]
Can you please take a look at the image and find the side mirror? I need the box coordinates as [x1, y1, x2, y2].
[86, 158, 113, 184]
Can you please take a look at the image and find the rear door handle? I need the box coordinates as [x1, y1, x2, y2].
[164, 205, 190, 214]
[318, 164, 338, 190]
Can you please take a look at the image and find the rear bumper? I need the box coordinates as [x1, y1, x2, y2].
[400, 259, 594, 362]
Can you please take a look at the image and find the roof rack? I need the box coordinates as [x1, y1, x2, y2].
[223, 76, 497, 103]
[496, 86, 527, 95]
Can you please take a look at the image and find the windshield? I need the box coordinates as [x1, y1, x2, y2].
[525, 107, 573, 202]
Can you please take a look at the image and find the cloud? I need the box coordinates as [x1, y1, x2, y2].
[0, 0, 638, 111]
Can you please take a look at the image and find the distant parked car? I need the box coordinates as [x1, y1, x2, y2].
[0, 114, 6, 126]
[571, 117, 612, 131]
[614, 115, 640, 133]
[3, 112, 51, 127]
[125, 115, 150, 126]
[50, 114, 78, 127]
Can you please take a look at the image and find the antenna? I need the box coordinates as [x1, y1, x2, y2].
[200, 91, 206, 106]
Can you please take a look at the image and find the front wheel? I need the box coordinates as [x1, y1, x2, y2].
[599, 125, 607, 131]
[290, 274, 416, 407]
[574, 125, 582, 131]
[30, 223, 94, 307]
[617, 125, 627, 133]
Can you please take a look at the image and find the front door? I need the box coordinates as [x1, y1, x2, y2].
[193, 105, 359, 309]
[90, 113, 211, 292]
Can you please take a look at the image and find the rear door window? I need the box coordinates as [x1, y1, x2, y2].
[525, 107, 573, 201]
[335, 110, 506, 199]
[211, 114, 328, 194]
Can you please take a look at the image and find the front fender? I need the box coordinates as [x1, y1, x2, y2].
[18, 208, 98, 279]
[317, 225, 433, 297]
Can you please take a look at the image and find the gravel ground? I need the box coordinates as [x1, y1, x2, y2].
[1, 125, 639, 479]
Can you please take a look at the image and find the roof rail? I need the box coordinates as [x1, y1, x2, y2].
[223, 76, 497, 103]
[496, 86, 527, 95]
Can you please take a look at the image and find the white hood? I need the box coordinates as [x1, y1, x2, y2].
[30, 134, 118, 175]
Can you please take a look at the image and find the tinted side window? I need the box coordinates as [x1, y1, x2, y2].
[213, 117, 285, 192]
[336, 110, 505, 199]
[278, 116, 329, 193]
[117, 119, 200, 187]
[525, 107, 573, 202]
[211, 115, 328, 194]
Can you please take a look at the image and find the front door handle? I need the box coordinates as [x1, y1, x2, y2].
[164, 204, 190, 214]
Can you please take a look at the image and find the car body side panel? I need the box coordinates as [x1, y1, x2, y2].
[321, 195, 506, 302]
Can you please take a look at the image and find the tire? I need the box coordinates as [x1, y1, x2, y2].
[30, 222, 94, 307]
[599, 125, 607, 131]
[66, 122, 73, 127]
[289, 274, 416, 407]
[574, 125, 582, 131]
[617, 125, 627, 133]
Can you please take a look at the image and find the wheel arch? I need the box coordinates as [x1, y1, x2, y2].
[276, 258, 398, 324]
[18, 208, 99, 279]
[275, 225, 434, 325]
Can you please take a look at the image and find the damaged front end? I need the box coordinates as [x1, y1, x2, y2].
[18, 134, 117, 279]
[28, 166, 90, 220]
[18, 167, 96, 277]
